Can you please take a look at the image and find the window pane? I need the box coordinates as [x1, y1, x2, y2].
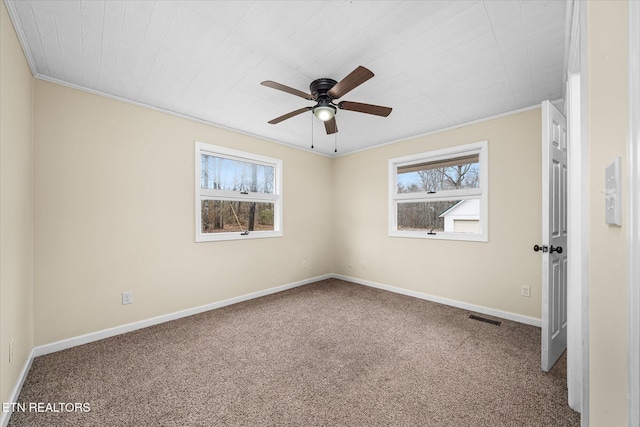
[201, 154, 274, 194]
[201, 200, 275, 233]
[397, 199, 480, 234]
[397, 154, 479, 193]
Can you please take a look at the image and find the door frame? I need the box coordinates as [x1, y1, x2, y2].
[628, 1, 640, 425]
[565, 0, 588, 418]
[567, 72, 584, 413]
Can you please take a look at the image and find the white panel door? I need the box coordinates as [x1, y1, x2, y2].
[541, 100, 568, 372]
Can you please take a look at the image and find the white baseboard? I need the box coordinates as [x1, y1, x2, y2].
[333, 274, 542, 327]
[33, 274, 332, 357]
[1, 348, 36, 427]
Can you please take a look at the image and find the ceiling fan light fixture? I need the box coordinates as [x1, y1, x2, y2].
[313, 104, 336, 122]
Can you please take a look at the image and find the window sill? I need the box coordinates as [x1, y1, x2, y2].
[388, 230, 488, 242]
[196, 230, 283, 243]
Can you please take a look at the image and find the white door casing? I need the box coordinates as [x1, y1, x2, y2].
[566, 72, 584, 413]
[541, 100, 568, 372]
[628, 1, 640, 425]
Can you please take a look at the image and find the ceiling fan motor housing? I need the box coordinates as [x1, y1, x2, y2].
[310, 78, 337, 100]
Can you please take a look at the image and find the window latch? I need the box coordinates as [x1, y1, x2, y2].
[241, 231, 250, 236]
[427, 190, 436, 194]
[240, 191, 249, 195]
[427, 229, 437, 235]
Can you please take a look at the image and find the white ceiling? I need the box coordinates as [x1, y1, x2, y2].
[5, 0, 570, 156]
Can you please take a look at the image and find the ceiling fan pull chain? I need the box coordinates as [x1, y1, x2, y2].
[311, 113, 314, 149]
[334, 132, 337, 153]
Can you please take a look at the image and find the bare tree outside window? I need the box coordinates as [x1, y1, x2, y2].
[196, 142, 281, 242]
[397, 155, 479, 193]
[201, 200, 274, 233]
[200, 155, 277, 233]
[395, 155, 479, 232]
[389, 141, 487, 241]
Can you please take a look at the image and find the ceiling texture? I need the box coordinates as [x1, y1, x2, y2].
[5, 0, 570, 156]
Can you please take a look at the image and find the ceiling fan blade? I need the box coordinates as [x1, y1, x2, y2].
[328, 66, 374, 99]
[338, 101, 392, 117]
[268, 107, 312, 124]
[261, 80, 313, 100]
[324, 117, 338, 134]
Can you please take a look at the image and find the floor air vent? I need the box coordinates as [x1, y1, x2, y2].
[469, 315, 501, 326]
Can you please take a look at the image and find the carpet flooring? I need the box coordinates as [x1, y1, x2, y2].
[8, 279, 580, 426]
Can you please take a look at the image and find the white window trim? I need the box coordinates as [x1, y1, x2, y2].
[388, 140, 488, 242]
[195, 141, 283, 242]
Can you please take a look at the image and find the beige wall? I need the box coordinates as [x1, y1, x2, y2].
[587, 1, 629, 424]
[31, 80, 544, 347]
[0, 2, 34, 405]
[333, 108, 542, 319]
[33, 80, 333, 345]
[32, 80, 544, 346]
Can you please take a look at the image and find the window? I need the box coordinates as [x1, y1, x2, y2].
[388, 141, 488, 241]
[195, 141, 282, 242]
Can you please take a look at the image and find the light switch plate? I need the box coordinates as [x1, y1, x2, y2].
[605, 157, 622, 226]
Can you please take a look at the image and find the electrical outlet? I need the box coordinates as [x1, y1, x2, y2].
[122, 291, 133, 305]
[521, 286, 531, 297]
[361, 261, 367, 269]
[348, 261, 352, 269]
[302, 260, 308, 269]
[9, 339, 14, 363]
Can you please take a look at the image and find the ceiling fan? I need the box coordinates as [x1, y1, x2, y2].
[260, 66, 392, 135]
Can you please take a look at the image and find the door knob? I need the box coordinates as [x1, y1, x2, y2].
[533, 244, 563, 254]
